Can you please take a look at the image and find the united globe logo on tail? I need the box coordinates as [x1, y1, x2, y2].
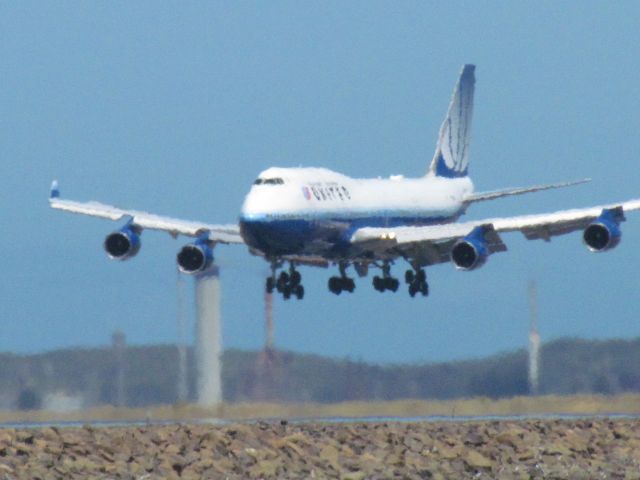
[429, 64, 475, 178]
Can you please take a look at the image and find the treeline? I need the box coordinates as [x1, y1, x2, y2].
[1, 337, 640, 410]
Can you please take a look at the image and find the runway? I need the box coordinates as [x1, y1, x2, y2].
[1, 412, 638, 429]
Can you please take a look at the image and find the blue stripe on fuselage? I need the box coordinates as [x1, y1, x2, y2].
[239, 213, 457, 257]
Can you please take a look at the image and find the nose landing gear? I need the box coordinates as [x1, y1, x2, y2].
[266, 262, 304, 300]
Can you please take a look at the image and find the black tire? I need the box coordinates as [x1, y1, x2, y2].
[405, 270, 414, 284]
[266, 277, 275, 293]
[328, 277, 342, 295]
[283, 287, 291, 300]
[290, 270, 301, 286]
[373, 276, 384, 292]
[385, 277, 399, 292]
[420, 281, 429, 296]
[409, 283, 418, 297]
[277, 272, 289, 292]
[344, 278, 355, 293]
[294, 285, 305, 300]
[417, 269, 426, 282]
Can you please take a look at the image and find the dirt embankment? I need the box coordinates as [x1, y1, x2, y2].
[1, 418, 640, 479]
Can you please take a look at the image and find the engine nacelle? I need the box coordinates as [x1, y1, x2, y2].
[583, 208, 623, 252]
[177, 239, 214, 274]
[104, 225, 141, 260]
[451, 226, 490, 271]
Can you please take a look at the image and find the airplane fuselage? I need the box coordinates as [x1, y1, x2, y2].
[239, 167, 474, 258]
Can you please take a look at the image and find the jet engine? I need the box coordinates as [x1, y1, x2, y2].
[583, 208, 623, 252]
[451, 226, 490, 271]
[177, 239, 214, 274]
[104, 225, 141, 260]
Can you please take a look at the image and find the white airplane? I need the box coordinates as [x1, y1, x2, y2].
[50, 64, 640, 300]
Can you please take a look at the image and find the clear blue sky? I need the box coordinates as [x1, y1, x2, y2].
[2, 2, 640, 363]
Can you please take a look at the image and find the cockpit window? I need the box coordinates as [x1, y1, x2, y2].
[253, 177, 284, 185]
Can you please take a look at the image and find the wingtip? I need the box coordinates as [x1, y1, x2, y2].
[50, 180, 60, 199]
[574, 178, 592, 186]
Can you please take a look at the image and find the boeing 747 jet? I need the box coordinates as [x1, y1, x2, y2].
[50, 65, 640, 299]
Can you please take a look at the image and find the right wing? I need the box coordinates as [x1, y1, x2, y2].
[49, 181, 244, 244]
[351, 198, 640, 265]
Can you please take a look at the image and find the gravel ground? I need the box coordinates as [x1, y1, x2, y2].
[1, 418, 640, 479]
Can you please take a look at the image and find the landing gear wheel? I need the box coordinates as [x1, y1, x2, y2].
[293, 285, 304, 299]
[405, 270, 414, 284]
[266, 277, 275, 294]
[343, 278, 355, 293]
[277, 272, 289, 293]
[384, 277, 399, 292]
[329, 277, 342, 295]
[290, 270, 301, 286]
[373, 276, 384, 292]
[406, 267, 428, 298]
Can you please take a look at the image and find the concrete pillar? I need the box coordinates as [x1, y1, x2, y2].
[111, 331, 126, 407]
[528, 280, 540, 395]
[195, 266, 222, 407]
[176, 270, 189, 404]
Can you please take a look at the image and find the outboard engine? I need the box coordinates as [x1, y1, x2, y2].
[104, 224, 141, 260]
[451, 226, 490, 271]
[177, 237, 214, 274]
[583, 207, 623, 252]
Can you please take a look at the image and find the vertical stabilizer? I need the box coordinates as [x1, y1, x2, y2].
[428, 64, 475, 178]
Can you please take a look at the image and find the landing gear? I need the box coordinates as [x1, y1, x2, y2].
[405, 267, 428, 297]
[266, 262, 304, 300]
[372, 262, 399, 293]
[328, 276, 355, 295]
[373, 275, 399, 292]
[328, 262, 356, 295]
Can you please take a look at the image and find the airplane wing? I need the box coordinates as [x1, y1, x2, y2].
[350, 198, 640, 265]
[49, 181, 244, 244]
[464, 178, 591, 204]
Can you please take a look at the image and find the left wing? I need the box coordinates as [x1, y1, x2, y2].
[49, 181, 244, 244]
[351, 198, 640, 265]
[464, 178, 591, 204]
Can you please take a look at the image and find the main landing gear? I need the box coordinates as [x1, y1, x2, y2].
[328, 262, 355, 295]
[372, 262, 400, 293]
[405, 267, 429, 297]
[372, 262, 429, 297]
[266, 263, 304, 300]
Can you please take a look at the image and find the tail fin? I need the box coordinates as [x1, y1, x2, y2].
[428, 64, 475, 178]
